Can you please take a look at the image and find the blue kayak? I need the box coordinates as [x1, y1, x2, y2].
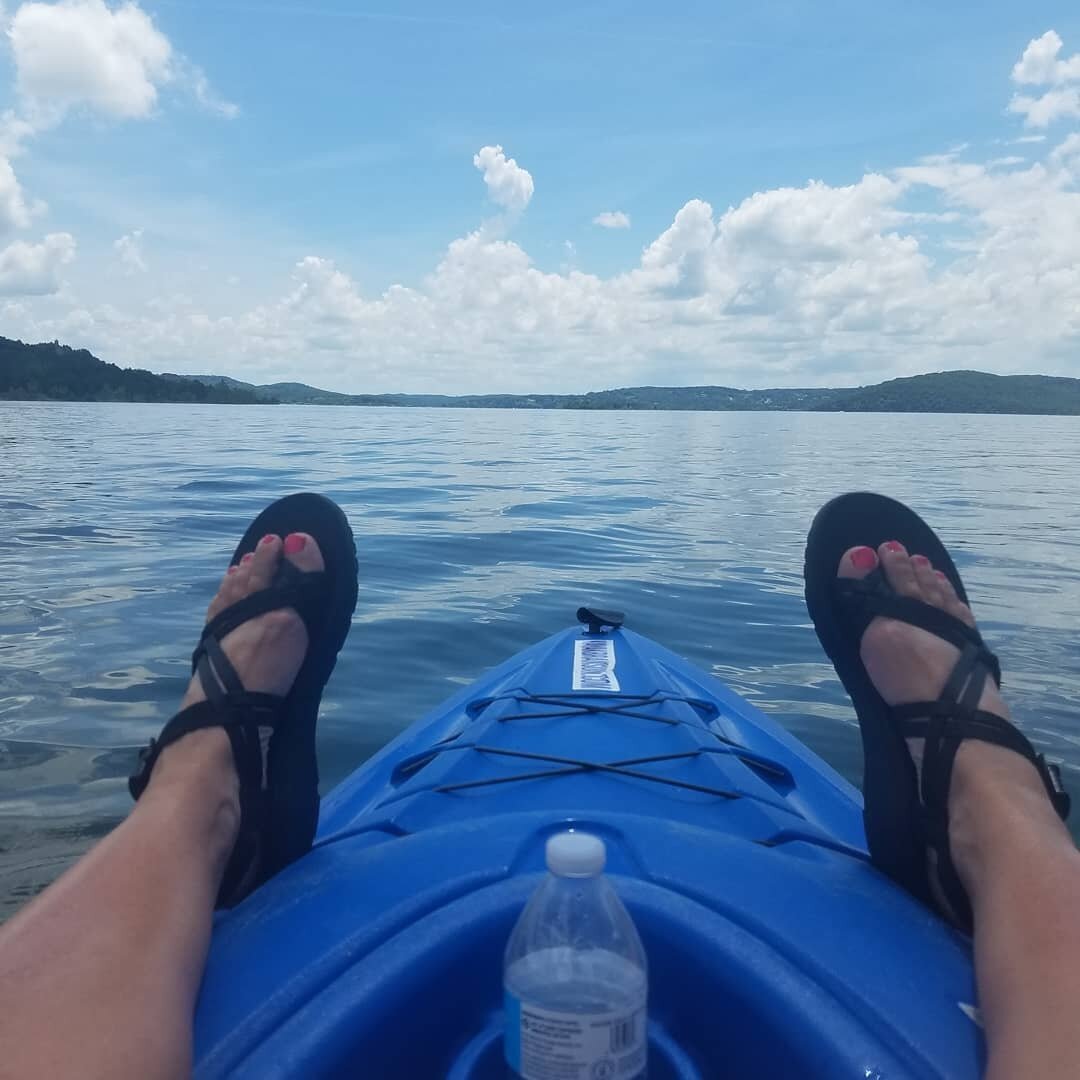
[193, 616, 982, 1078]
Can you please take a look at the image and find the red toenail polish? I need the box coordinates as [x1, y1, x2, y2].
[284, 533, 306, 555]
[850, 547, 877, 570]
[912, 554, 930, 567]
[241, 552, 254, 564]
[227, 565, 238, 575]
[260, 534, 276, 546]
[935, 570, 947, 580]
[884, 541, 903, 553]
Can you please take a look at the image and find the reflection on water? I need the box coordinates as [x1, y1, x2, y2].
[2, 401, 1080, 917]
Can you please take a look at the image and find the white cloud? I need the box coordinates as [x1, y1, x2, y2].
[0, 155, 33, 231]
[593, 210, 631, 229]
[0, 110, 35, 156]
[113, 228, 145, 272]
[637, 198, 716, 296]
[1012, 30, 1080, 86]
[472, 145, 534, 211]
[182, 58, 241, 120]
[1010, 87, 1080, 128]
[717, 174, 903, 260]
[1050, 132, 1080, 166]
[1009, 30, 1080, 128]
[10, 0, 172, 120]
[0, 231, 74, 294]
[7, 0, 237, 124]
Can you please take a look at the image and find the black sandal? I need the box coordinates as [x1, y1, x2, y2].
[804, 492, 1070, 931]
[129, 493, 358, 907]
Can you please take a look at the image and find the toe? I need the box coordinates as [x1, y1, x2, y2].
[837, 545, 879, 580]
[207, 561, 243, 620]
[282, 532, 325, 573]
[911, 554, 945, 607]
[247, 533, 283, 592]
[878, 541, 922, 599]
[934, 569, 977, 628]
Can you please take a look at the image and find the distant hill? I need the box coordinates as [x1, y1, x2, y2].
[177, 374, 394, 406]
[0, 339, 271, 404]
[814, 370, 1080, 414]
[173, 370, 1080, 414]
[174, 375, 840, 409]
[4, 336, 1080, 413]
[554, 385, 835, 410]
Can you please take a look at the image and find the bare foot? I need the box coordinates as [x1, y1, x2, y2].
[837, 541, 1065, 909]
[146, 532, 325, 849]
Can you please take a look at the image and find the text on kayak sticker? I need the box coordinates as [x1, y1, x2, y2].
[573, 638, 620, 692]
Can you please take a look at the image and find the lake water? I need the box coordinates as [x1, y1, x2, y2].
[2, 402, 1080, 918]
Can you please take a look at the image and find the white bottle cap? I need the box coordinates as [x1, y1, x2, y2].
[545, 831, 606, 878]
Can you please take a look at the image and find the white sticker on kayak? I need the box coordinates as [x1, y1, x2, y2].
[573, 638, 620, 692]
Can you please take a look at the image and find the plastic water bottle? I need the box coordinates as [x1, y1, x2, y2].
[503, 831, 648, 1080]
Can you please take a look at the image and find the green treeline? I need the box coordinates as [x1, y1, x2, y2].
[0, 338, 272, 404]
[816, 371, 1080, 414]
[183, 370, 1080, 415]
[3, 335, 1080, 414]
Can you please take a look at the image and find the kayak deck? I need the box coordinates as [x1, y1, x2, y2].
[194, 624, 982, 1078]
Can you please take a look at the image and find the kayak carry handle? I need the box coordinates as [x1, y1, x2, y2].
[576, 607, 625, 633]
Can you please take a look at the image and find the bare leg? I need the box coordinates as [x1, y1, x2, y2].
[0, 731, 238, 1079]
[840, 542, 1080, 1077]
[951, 746, 1080, 1079]
[0, 530, 324, 1080]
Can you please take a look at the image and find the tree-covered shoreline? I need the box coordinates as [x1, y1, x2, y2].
[0, 338, 272, 405]
[4, 336, 1080, 414]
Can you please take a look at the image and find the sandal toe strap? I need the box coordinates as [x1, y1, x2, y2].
[189, 571, 326, 710]
[196, 566, 327, 659]
[835, 571, 1002, 686]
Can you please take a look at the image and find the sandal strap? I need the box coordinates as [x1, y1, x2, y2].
[128, 694, 286, 907]
[901, 699, 1072, 823]
[836, 570, 1001, 686]
[188, 566, 325, 711]
[904, 687, 1069, 926]
[128, 694, 284, 801]
[196, 564, 327, 657]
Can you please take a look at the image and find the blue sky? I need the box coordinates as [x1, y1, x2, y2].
[1, 1, 1080, 392]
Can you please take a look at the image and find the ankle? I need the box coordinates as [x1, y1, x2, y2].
[142, 729, 241, 852]
[948, 742, 1072, 897]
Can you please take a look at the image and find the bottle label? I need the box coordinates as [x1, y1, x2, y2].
[504, 989, 647, 1080]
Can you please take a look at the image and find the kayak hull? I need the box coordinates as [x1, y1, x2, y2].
[194, 625, 982, 1078]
